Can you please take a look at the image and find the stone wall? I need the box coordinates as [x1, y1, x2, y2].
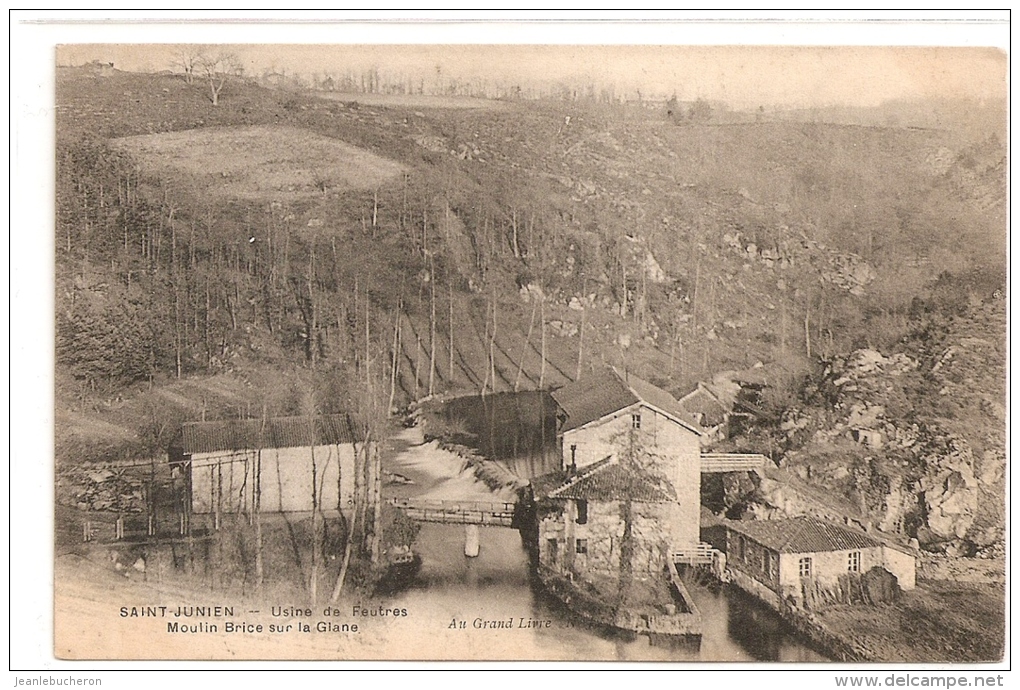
[562, 403, 643, 469]
[538, 498, 672, 581]
[728, 566, 782, 609]
[652, 407, 702, 547]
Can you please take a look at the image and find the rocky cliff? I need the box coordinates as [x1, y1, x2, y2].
[736, 296, 1005, 557]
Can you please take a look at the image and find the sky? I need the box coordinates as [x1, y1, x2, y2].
[55, 43, 1007, 110]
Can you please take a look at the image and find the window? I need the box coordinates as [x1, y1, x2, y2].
[631, 413, 642, 429]
[546, 539, 558, 564]
[575, 539, 588, 555]
[575, 499, 588, 525]
[765, 551, 776, 579]
[848, 551, 861, 573]
[735, 535, 746, 561]
[799, 557, 813, 578]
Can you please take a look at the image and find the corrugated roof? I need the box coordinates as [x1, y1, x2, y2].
[551, 368, 701, 434]
[179, 414, 363, 455]
[727, 516, 884, 554]
[534, 457, 676, 503]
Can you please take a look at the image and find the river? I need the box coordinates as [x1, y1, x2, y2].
[379, 425, 829, 662]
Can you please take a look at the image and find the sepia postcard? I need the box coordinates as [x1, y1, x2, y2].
[32, 24, 1008, 666]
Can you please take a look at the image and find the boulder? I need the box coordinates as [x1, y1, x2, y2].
[850, 349, 886, 373]
[847, 402, 884, 430]
[943, 539, 976, 558]
[722, 471, 756, 510]
[920, 437, 978, 542]
[518, 283, 545, 303]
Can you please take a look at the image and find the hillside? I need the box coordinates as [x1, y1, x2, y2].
[54, 66, 1005, 500]
[726, 295, 1006, 555]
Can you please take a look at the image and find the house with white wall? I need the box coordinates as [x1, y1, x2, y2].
[549, 368, 704, 548]
[725, 516, 916, 609]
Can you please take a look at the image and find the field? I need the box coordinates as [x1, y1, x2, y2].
[113, 125, 406, 200]
[316, 91, 504, 110]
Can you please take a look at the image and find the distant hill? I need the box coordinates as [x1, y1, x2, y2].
[770, 97, 1006, 143]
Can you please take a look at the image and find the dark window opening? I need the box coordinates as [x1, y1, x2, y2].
[576, 539, 588, 554]
[575, 499, 588, 525]
[631, 413, 642, 429]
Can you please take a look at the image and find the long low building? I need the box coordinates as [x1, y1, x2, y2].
[725, 516, 916, 609]
[169, 414, 373, 519]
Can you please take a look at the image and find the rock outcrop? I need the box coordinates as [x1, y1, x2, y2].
[743, 299, 1004, 554]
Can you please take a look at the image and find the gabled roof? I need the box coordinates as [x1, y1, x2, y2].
[177, 414, 363, 455]
[730, 365, 771, 387]
[727, 516, 884, 554]
[678, 384, 730, 428]
[551, 368, 702, 434]
[532, 457, 676, 503]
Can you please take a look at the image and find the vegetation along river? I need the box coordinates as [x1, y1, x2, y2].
[379, 422, 828, 662]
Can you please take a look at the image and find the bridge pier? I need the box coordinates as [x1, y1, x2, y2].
[464, 525, 480, 557]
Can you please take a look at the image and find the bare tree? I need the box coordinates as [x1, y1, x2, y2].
[428, 258, 437, 396]
[387, 304, 402, 414]
[196, 51, 240, 106]
[302, 393, 322, 605]
[171, 46, 202, 85]
[448, 280, 455, 384]
[254, 406, 266, 593]
[539, 295, 547, 389]
[515, 299, 537, 392]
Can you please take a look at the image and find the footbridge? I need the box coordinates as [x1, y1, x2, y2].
[387, 497, 519, 558]
[387, 498, 517, 527]
[700, 453, 768, 473]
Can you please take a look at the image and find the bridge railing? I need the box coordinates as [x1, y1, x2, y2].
[387, 498, 516, 514]
[387, 497, 517, 526]
[671, 542, 717, 565]
[700, 453, 768, 473]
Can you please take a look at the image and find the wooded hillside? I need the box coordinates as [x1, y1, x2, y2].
[55, 67, 1006, 481]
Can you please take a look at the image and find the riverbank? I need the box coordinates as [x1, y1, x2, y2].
[726, 553, 1005, 662]
[535, 563, 702, 639]
[811, 556, 1005, 662]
